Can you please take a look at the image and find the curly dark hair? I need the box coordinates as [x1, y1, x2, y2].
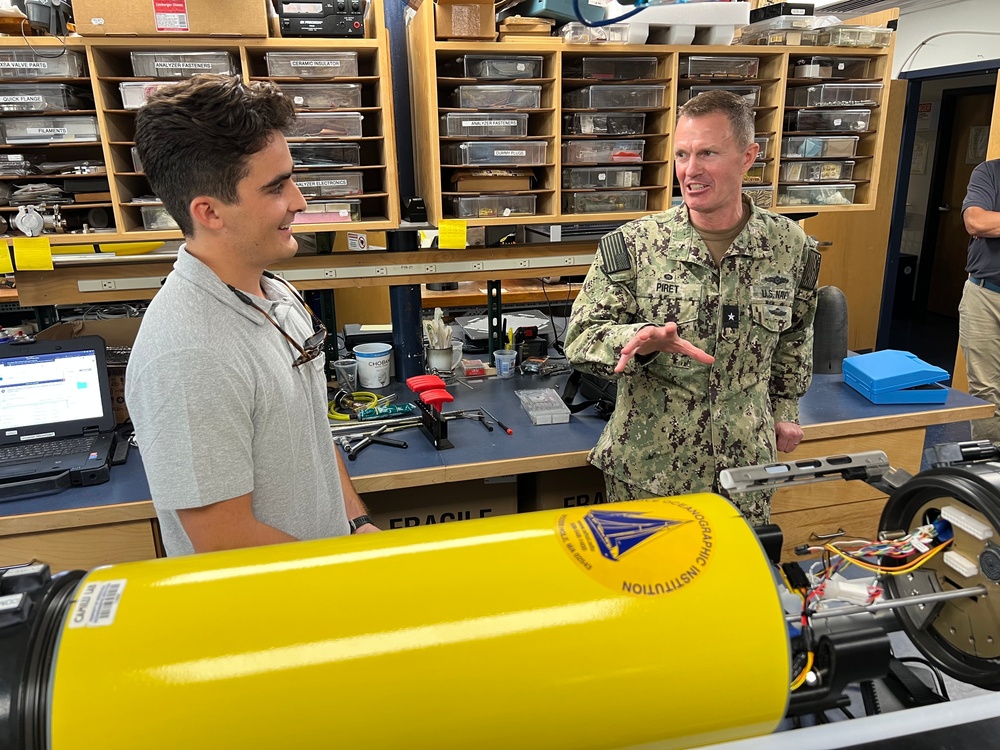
[134, 75, 296, 237]
[677, 90, 755, 150]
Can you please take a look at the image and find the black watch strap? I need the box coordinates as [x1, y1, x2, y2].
[349, 514, 373, 532]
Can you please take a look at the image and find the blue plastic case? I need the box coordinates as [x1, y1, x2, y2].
[842, 350, 949, 404]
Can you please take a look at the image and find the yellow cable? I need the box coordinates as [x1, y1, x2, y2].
[790, 651, 814, 691]
[823, 539, 951, 576]
[327, 391, 379, 420]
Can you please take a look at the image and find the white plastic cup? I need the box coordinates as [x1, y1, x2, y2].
[353, 343, 393, 388]
[493, 350, 517, 379]
[333, 359, 358, 391]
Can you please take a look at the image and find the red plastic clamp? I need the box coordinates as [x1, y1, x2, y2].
[406, 374, 447, 393]
[419, 389, 454, 411]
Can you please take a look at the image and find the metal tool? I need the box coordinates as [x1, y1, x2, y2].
[346, 424, 389, 460]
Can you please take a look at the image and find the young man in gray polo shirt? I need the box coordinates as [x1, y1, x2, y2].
[126, 76, 377, 556]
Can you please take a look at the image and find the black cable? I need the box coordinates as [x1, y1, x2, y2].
[538, 276, 573, 356]
[839, 706, 854, 720]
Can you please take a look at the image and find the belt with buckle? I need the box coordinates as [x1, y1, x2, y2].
[970, 276, 1000, 295]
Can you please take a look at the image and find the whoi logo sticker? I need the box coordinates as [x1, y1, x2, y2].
[555, 499, 714, 596]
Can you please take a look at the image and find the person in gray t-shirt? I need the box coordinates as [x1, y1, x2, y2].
[126, 76, 377, 556]
[959, 158, 1000, 442]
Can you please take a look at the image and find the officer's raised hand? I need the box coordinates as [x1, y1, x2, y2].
[615, 322, 715, 373]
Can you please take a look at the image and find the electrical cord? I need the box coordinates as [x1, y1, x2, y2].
[572, 0, 650, 28]
[898, 30, 1000, 73]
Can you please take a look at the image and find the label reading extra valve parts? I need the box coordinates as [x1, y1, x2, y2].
[153, 0, 190, 32]
[554, 498, 714, 596]
[68, 579, 127, 628]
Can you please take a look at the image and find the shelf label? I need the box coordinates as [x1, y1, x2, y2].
[153, 0, 190, 32]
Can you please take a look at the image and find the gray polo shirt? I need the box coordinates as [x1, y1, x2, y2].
[963, 158, 1000, 285]
[125, 246, 350, 556]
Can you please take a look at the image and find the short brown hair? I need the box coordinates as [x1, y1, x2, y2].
[134, 75, 296, 237]
[677, 90, 755, 150]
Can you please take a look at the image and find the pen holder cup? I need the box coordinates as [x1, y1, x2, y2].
[493, 350, 517, 379]
[426, 346, 460, 373]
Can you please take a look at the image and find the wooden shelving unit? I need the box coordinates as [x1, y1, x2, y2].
[0, 23, 399, 250]
[407, 5, 896, 226]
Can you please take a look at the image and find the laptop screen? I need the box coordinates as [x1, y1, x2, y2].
[0, 349, 106, 433]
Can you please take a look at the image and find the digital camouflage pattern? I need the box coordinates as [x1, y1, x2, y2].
[565, 201, 820, 525]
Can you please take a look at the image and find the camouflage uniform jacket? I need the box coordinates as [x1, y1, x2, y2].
[564, 202, 820, 521]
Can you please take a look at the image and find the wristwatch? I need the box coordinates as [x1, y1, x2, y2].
[349, 514, 373, 533]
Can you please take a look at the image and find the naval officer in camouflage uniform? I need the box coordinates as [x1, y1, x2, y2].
[565, 91, 820, 525]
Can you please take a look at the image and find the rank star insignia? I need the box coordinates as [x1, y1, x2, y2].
[723, 304, 739, 330]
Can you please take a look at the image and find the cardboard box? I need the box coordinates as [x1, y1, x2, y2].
[36, 319, 142, 425]
[436, 0, 497, 40]
[452, 169, 534, 192]
[365, 477, 517, 530]
[72, 0, 269, 37]
[519, 466, 609, 512]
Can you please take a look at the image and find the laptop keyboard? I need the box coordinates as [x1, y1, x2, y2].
[0, 436, 96, 462]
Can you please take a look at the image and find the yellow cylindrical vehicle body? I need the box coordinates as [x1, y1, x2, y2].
[49, 495, 790, 749]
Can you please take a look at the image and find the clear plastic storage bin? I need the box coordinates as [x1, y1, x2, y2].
[816, 25, 892, 48]
[289, 142, 362, 167]
[563, 190, 647, 214]
[755, 135, 770, 159]
[442, 141, 547, 166]
[562, 166, 642, 189]
[745, 28, 820, 46]
[681, 56, 759, 79]
[564, 85, 665, 109]
[0, 49, 85, 78]
[265, 52, 359, 78]
[452, 85, 542, 109]
[778, 183, 856, 206]
[790, 56, 872, 79]
[131, 51, 235, 78]
[283, 112, 364, 138]
[280, 83, 362, 109]
[564, 56, 658, 80]
[440, 112, 529, 137]
[743, 185, 773, 208]
[562, 139, 645, 164]
[679, 85, 761, 106]
[0, 84, 87, 112]
[779, 159, 856, 183]
[781, 135, 860, 158]
[293, 171, 364, 197]
[119, 81, 180, 110]
[785, 108, 871, 132]
[790, 83, 882, 107]
[1, 115, 98, 144]
[445, 194, 537, 218]
[0, 153, 39, 176]
[141, 205, 179, 230]
[455, 55, 543, 79]
[515, 388, 572, 425]
[563, 112, 646, 136]
[743, 162, 766, 185]
[559, 22, 645, 45]
[295, 199, 362, 223]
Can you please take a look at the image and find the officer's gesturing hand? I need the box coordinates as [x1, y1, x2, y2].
[615, 322, 715, 373]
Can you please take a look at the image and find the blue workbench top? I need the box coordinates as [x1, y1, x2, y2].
[0, 373, 990, 520]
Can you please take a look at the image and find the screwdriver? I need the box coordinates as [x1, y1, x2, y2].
[480, 407, 512, 436]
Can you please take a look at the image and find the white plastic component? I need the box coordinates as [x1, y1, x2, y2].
[603, 0, 749, 45]
[941, 505, 994, 541]
[820, 577, 873, 607]
[943, 550, 980, 579]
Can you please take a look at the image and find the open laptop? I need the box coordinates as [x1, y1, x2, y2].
[0, 336, 116, 500]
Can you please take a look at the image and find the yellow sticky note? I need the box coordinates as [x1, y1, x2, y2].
[0, 247, 13, 274]
[12, 237, 54, 271]
[438, 219, 467, 250]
